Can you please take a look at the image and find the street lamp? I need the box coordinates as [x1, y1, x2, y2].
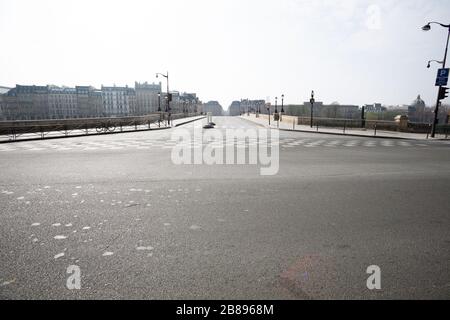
[427, 60, 444, 68]
[281, 94, 285, 113]
[156, 71, 170, 123]
[274, 97, 278, 114]
[274, 97, 280, 127]
[422, 21, 450, 137]
[267, 103, 271, 125]
[310, 90, 315, 128]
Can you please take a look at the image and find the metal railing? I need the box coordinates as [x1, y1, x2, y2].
[297, 117, 449, 139]
[0, 112, 199, 142]
[259, 113, 450, 139]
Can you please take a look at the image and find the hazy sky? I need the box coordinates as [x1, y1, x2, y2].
[0, 0, 449, 108]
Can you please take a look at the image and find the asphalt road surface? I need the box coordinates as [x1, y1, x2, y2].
[0, 116, 449, 299]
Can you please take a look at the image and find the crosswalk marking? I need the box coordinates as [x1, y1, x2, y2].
[0, 137, 442, 153]
[304, 140, 326, 147]
[343, 140, 359, 147]
[324, 140, 341, 147]
[363, 141, 376, 147]
[398, 141, 412, 147]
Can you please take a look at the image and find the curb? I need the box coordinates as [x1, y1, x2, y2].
[174, 116, 206, 127]
[238, 116, 266, 128]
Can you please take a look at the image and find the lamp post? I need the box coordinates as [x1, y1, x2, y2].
[422, 21, 450, 137]
[310, 90, 315, 128]
[267, 103, 271, 125]
[280, 94, 285, 121]
[156, 71, 170, 124]
[275, 97, 278, 114]
[274, 97, 279, 127]
[157, 92, 162, 126]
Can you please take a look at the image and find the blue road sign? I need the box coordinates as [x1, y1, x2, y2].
[436, 68, 449, 86]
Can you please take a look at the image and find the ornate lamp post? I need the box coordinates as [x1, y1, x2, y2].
[156, 71, 170, 124]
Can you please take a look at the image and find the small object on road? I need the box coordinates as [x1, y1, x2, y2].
[203, 124, 214, 129]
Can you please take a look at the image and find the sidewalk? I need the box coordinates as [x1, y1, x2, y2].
[240, 114, 444, 141]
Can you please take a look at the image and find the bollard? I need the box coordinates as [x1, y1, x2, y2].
[374, 123, 377, 136]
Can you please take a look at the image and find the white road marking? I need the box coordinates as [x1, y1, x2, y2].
[343, 140, 360, 147]
[323, 140, 340, 147]
[1, 279, 16, 286]
[54, 253, 65, 259]
[304, 140, 326, 147]
[136, 246, 154, 251]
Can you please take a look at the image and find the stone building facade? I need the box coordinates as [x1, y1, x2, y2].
[76, 86, 103, 118]
[48, 86, 77, 119]
[135, 82, 161, 115]
[0, 82, 201, 120]
[101, 86, 136, 117]
[203, 101, 223, 116]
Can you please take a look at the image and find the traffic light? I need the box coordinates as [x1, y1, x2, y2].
[438, 87, 449, 100]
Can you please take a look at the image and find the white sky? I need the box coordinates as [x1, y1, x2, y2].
[0, 0, 449, 108]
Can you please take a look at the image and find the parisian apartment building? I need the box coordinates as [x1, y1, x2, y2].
[0, 83, 201, 120]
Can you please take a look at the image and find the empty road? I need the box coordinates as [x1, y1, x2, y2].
[1, 116, 449, 299]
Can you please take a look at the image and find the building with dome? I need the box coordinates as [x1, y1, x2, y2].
[408, 95, 429, 123]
